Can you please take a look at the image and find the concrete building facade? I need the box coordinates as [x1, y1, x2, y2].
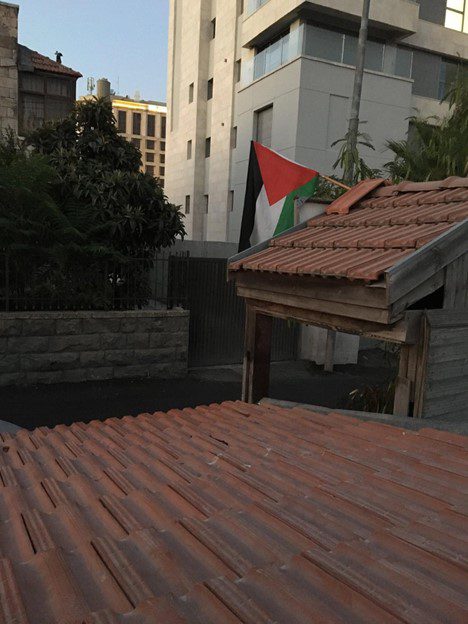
[112, 96, 167, 187]
[166, 0, 468, 242]
[0, 1, 19, 133]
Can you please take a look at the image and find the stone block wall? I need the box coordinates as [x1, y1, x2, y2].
[0, 2, 18, 133]
[0, 310, 189, 386]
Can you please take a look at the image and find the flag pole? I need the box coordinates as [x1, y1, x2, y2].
[320, 174, 351, 191]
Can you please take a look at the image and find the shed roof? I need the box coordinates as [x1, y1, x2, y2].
[1, 401, 467, 623]
[18, 44, 82, 78]
[229, 176, 468, 282]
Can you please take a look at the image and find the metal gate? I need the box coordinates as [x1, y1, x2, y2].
[181, 257, 297, 367]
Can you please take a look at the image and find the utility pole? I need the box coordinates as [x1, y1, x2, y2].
[343, 0, 371, 185]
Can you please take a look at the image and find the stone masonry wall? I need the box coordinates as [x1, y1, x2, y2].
[0, 310, 189, 386]
[0, 2, 18, 133]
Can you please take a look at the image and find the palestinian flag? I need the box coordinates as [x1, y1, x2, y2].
[238, 141, 319, 251]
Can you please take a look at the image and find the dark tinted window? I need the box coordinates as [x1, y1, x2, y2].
[147, 114, 155, 136]
[132, 112, 141, 135]
[117, 110, 126, 133]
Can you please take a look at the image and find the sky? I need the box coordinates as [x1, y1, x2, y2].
[15, 0, 169, 102]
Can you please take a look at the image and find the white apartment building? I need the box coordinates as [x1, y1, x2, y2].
[166, 0, 468, 242]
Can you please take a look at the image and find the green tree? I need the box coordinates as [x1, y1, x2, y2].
[385, 70, 468, 182]
[28, 97, 184, 257]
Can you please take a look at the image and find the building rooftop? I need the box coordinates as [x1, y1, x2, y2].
[112, 95, 167, 108]
[18, 45, 82, 78]
[229, 176, 468, 282]
[0, 400, 466, 623]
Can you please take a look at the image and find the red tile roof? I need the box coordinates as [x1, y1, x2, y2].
[25, 47, 82, 78]
[230, 176, 468, 282]
[1, 401, 467, 623]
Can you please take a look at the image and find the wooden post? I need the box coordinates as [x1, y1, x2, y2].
[242, 304, 273, 403]
[323, 329, 336, 372]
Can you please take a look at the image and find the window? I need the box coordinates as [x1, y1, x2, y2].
[228, 190, 234, 212]
[189, 82, 194, 103]
[146, 139, 155, 150]
[185, 195, 191, 214]
[117, 110, 127, 133]
[210, 18, 216, 39]
[207, 78, 214, 100]
[131, 138, 141, 148]
[445, 0, 468, 33]
[161, 116, 166, 138]
[187, 139, 192, 159]
[160, 153, 165, 164]
[438, 58, 465, 99]
[231, 126, 237, 149]
[132, 112, 141, 135]
[146, 152, 154, 162]
[305, 25, 342, 63]
[205, 137, 211, 157]
[412, 50, 441, 99]
[254, 105, 273, 147]
[235, 60, 242, 83]
[160, 141, 166, 151]
[204, 194, 209, 213]
[147, 114, 155, 137]
[159, 166, 165, 176]
[394, 46, 413, 79]
[146, 165, 154, 176]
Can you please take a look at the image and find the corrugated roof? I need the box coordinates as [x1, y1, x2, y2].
[0, 401, 467, 623]
[229, 176, 468, 282]
[20, 45, 82, 78]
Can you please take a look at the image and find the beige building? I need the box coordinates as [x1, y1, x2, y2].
[0, 1, 81, 136]
[166, 0, 468, 242]
[112, 96, 167, 186]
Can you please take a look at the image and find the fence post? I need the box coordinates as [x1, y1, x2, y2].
[4, 253, 9, 312]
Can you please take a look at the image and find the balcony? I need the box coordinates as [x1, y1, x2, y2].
[241, 23, 414, 87]
[242, 0, 420, 49]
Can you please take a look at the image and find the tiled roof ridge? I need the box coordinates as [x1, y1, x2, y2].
[22, 45, 82, 78]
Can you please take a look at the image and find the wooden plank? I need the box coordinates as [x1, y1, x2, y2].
[444, 252, 468, 310]
[390, 269, 445, 320]
[423, 391, 468, 418]
[385, 220, 468, 304]
[324, 330, 336, 373]
[429, 328, 468, 347]
[244, 298, 420, 344]
[425, 375, 468, 400]
[241, 305, 272, 404]
[237, 285, 391, 324]
[394, 377, 411, 417]
[235, 271, 388, 310]
[425, 309, 468, 328]
[426, 359, 468, 382]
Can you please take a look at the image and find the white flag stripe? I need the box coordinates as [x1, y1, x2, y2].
[251, 185, 285, 246]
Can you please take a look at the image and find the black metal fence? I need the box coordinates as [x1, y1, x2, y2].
[1, 251, 297, 366]
[0, 253, 188, 312]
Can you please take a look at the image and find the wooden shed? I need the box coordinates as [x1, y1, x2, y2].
[228, 177, 468, 419]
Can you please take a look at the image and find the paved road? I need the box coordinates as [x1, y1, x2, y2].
[0, 350, 395, 430]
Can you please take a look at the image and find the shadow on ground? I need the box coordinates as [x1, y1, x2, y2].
[0, 349, 397, 430]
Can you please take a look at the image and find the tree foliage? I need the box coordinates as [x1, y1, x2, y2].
[0, 99, 185, 309]
[385, 70, 468, 182]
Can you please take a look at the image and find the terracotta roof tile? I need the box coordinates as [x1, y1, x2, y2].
[1, 400, 467, 622]
[230, 176, 468, 282]
[31, 50, 82, 78]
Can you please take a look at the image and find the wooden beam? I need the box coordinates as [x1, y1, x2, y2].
[236, 271, 388, 310]
[245, 297, 420, 344]
[242, 305, 273, 404]
[385, 220, 468, 305]
[237, 285, 391, 324]
[390, 269, 445, 321]
[443, 252, 468, 310]
[324, 330, 336, 373]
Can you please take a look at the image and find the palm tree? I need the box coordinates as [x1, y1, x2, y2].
[385, 69, 468, 182]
